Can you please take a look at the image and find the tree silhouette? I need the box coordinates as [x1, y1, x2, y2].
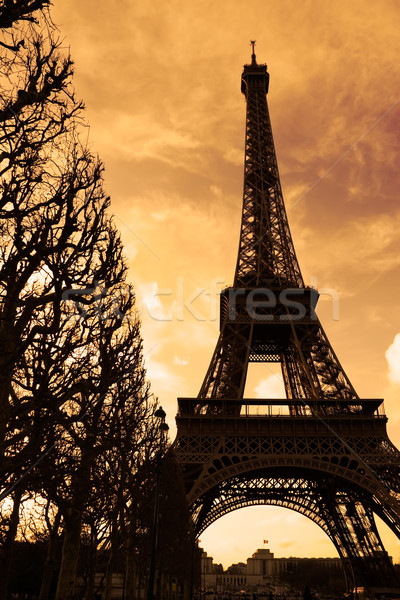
[0, 3, 159, 599]
[0, 1, 125, 499]
[0, 1, 50, 30]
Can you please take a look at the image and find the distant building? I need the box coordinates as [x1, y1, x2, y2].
[200, 547, 342, 593]
[246, 548, 341, 582]
[247, 548, 276, 578]
[227, 562, 247, 575]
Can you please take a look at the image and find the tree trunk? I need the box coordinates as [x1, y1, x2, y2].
[39, 511, 62, 600]
[104, 550, 115, 600]
[124, 532, 138, 600]
[155, 567, 162, 600]
[84, 526, 97, 600]
[55, 508, 82, 600]
[0, 488, 22, 600]
[183, 576, 190, 600]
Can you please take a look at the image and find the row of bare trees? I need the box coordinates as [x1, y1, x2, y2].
[0, 2, 195, 599]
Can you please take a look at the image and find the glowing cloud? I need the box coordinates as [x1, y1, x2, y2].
[254, 374, 285, 398]
[173, 355, 190, 366]
[386, 334, 400, 384]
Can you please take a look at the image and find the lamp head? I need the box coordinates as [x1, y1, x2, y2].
[154, 406, 166, 420]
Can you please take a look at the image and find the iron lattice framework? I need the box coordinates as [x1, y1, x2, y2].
[174, 46, 400, 593]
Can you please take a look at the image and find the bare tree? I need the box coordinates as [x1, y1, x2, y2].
[38, 290, 157, 600]
[88, 380, 158, 600]
[0, 3, 126, 494]
[0, 3, 158, 599]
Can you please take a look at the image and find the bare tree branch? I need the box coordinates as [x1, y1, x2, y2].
[0, 0, 51, 29]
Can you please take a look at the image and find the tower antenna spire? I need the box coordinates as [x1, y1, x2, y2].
[250, 39, 256, 64]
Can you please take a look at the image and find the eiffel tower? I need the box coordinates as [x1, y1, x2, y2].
[175, 43, 400, 594]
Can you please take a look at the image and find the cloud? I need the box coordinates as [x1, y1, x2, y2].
[298, 211, 400, 288]
[136, 281, 173, 322]
[278, 541, 295, 549]
[386, 334, 400, 384]
[254, 375, 285, 399]
[93, 112, 201, 169]
[145, 359, 183, 393]
[223, 147, 243, 166]
[173, 355, 190, 366]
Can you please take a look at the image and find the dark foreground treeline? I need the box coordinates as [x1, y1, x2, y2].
[279, 560, 346, 595]
[6, 539, 198, 600]
[12, 550, 400, 599]
[281, 561, 400, 596]
[0, 1, 197, 599]
[2, 454, 201, 600]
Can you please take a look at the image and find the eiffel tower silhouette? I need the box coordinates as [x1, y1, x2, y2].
[175, 43, 400, 594]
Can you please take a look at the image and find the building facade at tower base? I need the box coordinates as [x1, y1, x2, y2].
[201, 548, 344, 593]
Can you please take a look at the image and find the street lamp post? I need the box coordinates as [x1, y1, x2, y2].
[147, 406, 169, 600]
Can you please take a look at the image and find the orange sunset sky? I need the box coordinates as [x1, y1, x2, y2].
[52, 0, 400, 568]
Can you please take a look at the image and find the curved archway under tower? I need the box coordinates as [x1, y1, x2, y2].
[190, 467, 400, 590]
[200, 502, 400, 561]
[199, 504, 400, 589]
[200, 504, 338, 568]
